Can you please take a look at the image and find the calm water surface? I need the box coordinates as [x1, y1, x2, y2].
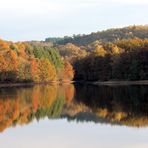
[0, 84, 148, 148]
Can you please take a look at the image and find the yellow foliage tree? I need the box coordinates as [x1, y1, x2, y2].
[38, 58, 56, 82]
[93, 45, 107, 57]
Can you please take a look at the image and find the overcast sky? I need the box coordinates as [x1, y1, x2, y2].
[0, 0, 148, 41]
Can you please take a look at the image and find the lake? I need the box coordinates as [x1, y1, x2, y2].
[0, 83, 148, 148]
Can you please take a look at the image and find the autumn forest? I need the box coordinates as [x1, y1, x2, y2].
[0, 25, 148, 83]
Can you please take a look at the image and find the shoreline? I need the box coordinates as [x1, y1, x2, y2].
[92, 80, 148, 86]
[0, 80, 148, 88]
[74, 80, 148, 86]
[0, 81, 74, 88]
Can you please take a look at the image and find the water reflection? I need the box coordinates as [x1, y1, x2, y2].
[73, 84, 148, 127]
[0, 84, 148, 132]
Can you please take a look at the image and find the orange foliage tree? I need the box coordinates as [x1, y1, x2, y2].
[60, 61, 74, 82]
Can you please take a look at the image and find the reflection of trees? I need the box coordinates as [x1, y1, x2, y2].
[0, 84, 74, 132]
[0, 84, 148, 132]
[71, 84, 148, 127]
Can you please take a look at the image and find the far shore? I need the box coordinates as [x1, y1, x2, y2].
[74, 80, 148, 86]
[0, 80, 148, 88]
[91, 80, 148, 86]
[0, 80, 74, 88]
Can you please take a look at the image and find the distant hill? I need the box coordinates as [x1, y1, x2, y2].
[45, 25, 148, 45]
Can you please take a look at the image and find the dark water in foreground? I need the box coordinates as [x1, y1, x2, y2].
[0, 84, 148, 148]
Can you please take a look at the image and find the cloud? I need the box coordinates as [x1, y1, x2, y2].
[104, 0, 148, 5]
[0, 0, 147, 41]
[73, 0, 148, 5]
[0, 0, 67, 17]
[0, 0, 147, 17]
[49, 0, 148, 5]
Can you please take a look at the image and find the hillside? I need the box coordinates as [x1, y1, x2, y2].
[45, 25, 148, 46]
